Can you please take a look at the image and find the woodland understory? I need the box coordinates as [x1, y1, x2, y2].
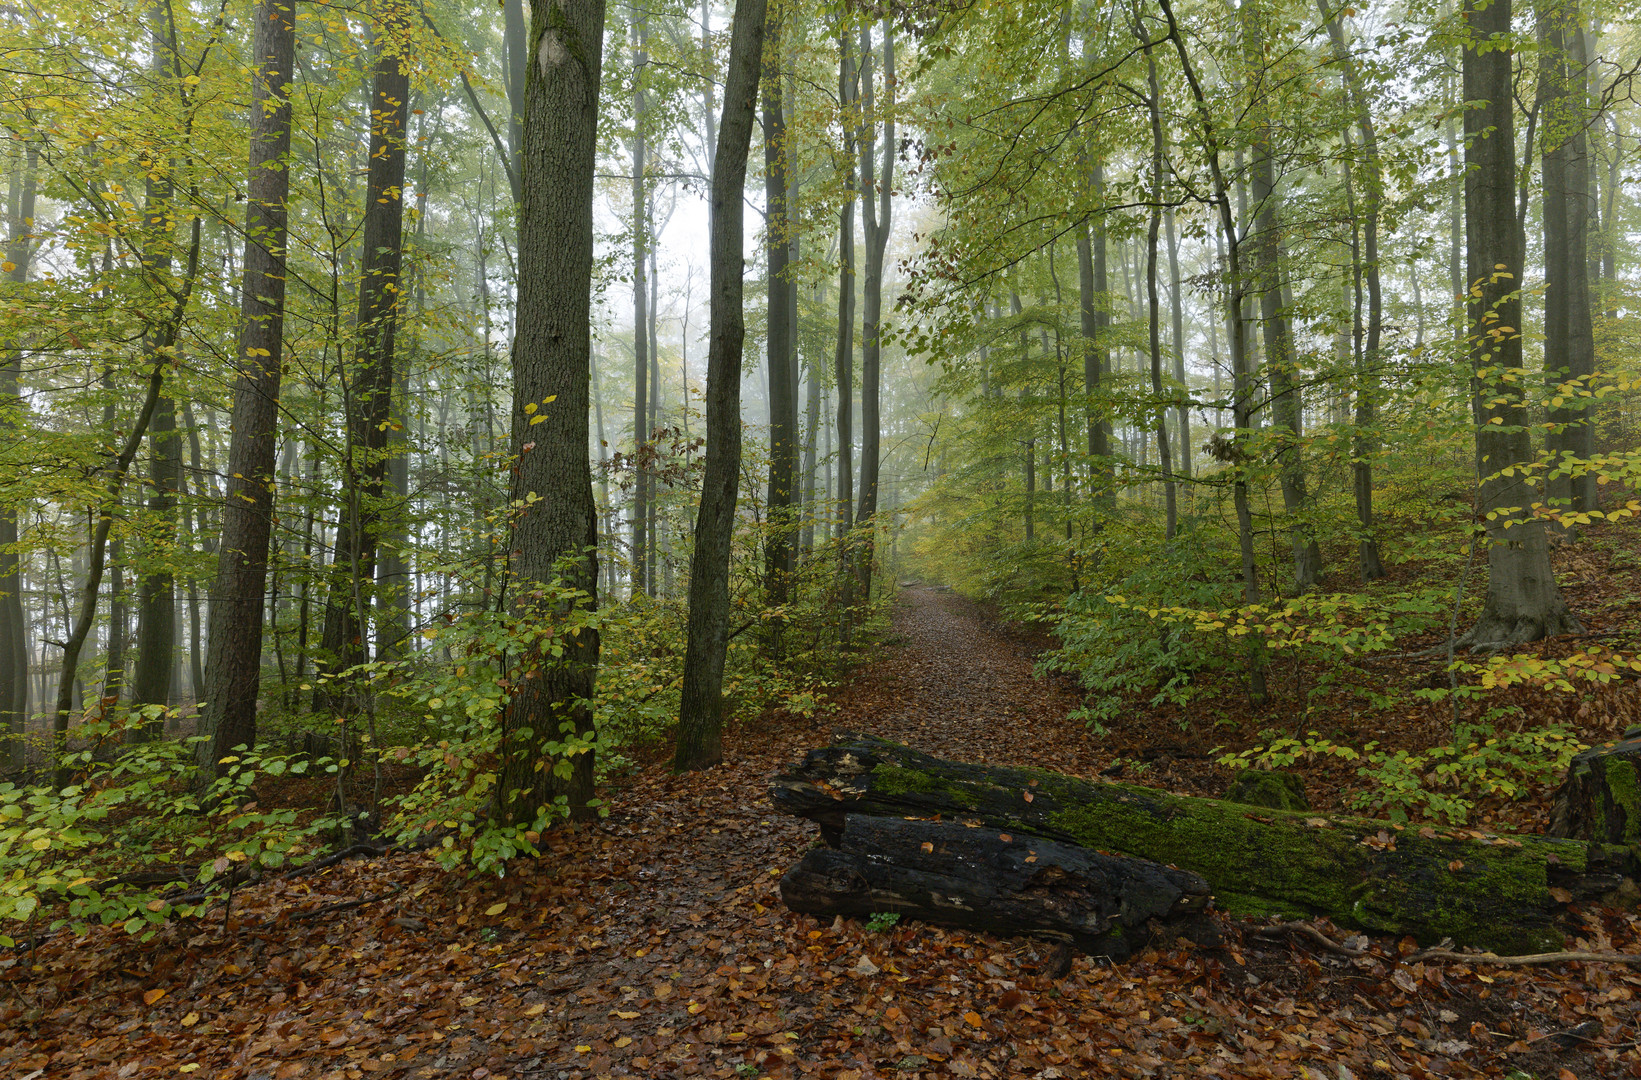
[5, 0, 1641, 1076]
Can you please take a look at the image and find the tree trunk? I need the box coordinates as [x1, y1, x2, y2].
[1539, 0, 1597, 526]
[674, 0, 765, 772]
[833, 28, 856, 541]
[1547, 730, 1641, 848]
[630, 11, 650, 600]
[853, 17, 893, 596]
[1318, 0, 1386, 580]
[315, 10, 411, 711]
[496, 0, 607, 825]
[1460, 0, 1580, 648]
[772, 736, 1640, 954]
[1, 147, 37, 769]
[763, 4, 797, 611]
[1143, 46, 1176, 540]
[196, 0, 296, 774]
[780, 813, 1216, 960]
[1165, 207, 1190, 486]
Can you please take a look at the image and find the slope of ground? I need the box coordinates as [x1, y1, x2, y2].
[2, 585, 1638, 1080]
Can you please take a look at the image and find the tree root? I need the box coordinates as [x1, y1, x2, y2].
[1405, 947, 1641, 967]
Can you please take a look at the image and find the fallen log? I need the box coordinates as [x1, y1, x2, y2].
[780, 814, 1219, 960]
[1548, 729, 1641, 849]
[771, 734, 1641, 953]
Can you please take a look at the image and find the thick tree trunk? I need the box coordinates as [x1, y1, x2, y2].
[674, 0, 766, 772]
[196, 0, 296, 774]
[1164, 207, 1190, 486]
[1460, 0, 1580, 648]
[772, 736, 1640, 954]
[315, 11, 411, 712]
[780, 814, 1217, 960]
[1143, 47, 1176, 540]
[496, 0, 607, 824]
[763, 6, 797, 610]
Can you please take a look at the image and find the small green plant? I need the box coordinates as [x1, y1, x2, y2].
[865, 911, 901, 933]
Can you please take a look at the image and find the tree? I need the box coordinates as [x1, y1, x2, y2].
[0, 147, 36, 769]
[763, 0, 798, 612]
[1459, 0, 1579, 648]
[315, 3, 412, 713]
[674, 0, 768, 773]
[495, 0, 607, 825]
[852, 15, 893, 592]
[196, 0, 297, 775]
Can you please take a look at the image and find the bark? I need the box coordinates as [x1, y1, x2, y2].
[197, 0, 296, 774]
[1244, 0, 1319, 592]
[1547, 730, 1641, 850]
[1160, 0, 1266, 701]
[315, 10, 411, 710]
[1, 147, 36, 769]
[503, 0, 527, 199]
[853, 17, 893, 593]
[763, 4, 797, 609]
[772, 735, 1640, 954]
[1143, 46, 1176, 540]
[1539, 0, 1597, 524]
[1460, 0, 1580, 648]
[496, 0, 607, 824]
[1164, 207, 1190, 485]
[631, 11, 651, 599]
[674, 0, 766, 772]
[780, 814, 1217, 960]
[833, 28, 856, 539]
[1318, 0, 1386, 580]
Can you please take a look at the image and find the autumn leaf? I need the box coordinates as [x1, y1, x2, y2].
[963, 1010, 983, 1028]
[143, 989, 166, 1005]
[484, 901, 508, 917]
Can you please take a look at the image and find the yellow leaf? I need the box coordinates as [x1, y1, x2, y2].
[687, 1001, 706, 1014]
[30, 837, 49, 851]
[179, 1065, 200, 1074]
[614, 1036, 633, 1048]
[485, 901, 508, 917]
[144, 988, 167, 1005]
[524, 402, 538, 414]
[575, 1044, 592, 1053]
[525, 1003, 546, 1016]
[181, 1012, 200, 1027]
[530, 414, 546, 425]
[614, 1010, 640, 1019]
[0, 261, 14, 273]
[964, 1010, 983, 1027]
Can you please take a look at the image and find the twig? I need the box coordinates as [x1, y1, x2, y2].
[1407, 947, 1641, 967]
[1251, 920, 1369, 957]
[291, 885, 405, 923]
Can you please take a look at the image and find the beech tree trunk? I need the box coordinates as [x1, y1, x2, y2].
[1, 148, 37, 769]
[833, 28, 856, 541]
[631, 10, 650, 600]
[763, 5, 797, 610]
[1460, 0, 1580, 648]
[772, 736, 1640, 954]
[197, 0, 296, 775]
[496, 0, 607, 824]
[852, 17, 893, 595]
[315, 9, 411, 712]
[674, 0, 766, 772]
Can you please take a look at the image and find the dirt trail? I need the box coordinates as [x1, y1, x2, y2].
[4, 586, 1634, 1080]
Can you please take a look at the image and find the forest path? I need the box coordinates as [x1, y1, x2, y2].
[3, 587, 1621, 1080]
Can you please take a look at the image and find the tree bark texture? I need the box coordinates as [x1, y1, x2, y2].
[780, 814, 1217, 960]
[853, 18, 893, 593]
[763, 5, 797, 608]
[1547, 731, 1641, 850]
[316, 8, 411, 711]
[631, 10, 651, 600]
[833, 28, 856, 540]
[674, 0, 766, 772]
[496, 0, 606, 824]
[1461, 0, 1580, 647]
[197, 0, 296, 773]
[1, 147, 36, 769]
[772, 735, 1640, 954]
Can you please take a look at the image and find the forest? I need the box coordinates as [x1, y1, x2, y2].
[3, 0, 1641, 1074]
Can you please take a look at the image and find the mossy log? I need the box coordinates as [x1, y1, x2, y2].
[1548, 731, 1641, 848]
[780, 814, 1219, 960]
[771, 735, 1641, 953]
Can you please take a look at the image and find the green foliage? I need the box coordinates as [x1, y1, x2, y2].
[1219, 718, 1586, 826]
[865, 911, 901, 933]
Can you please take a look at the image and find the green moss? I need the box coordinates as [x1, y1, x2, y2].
[1600, 760, 1641, 846]
[1224, 770, 1310, 812]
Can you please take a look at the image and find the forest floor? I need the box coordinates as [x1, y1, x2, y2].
[3, 586, 1640, 1080]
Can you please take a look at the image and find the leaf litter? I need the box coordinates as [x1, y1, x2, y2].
[2, 586, 1638, 1079]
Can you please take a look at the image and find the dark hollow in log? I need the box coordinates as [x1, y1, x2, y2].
[780, 814, 1219, 960]
[770, 734, 1641, 954]
[1548, 731, 1641, 850]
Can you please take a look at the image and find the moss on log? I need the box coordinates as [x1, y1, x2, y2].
[771, 735, 1641, 953]
[779, 815, 1219, 960]
[1548, 731, 1641, 849]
